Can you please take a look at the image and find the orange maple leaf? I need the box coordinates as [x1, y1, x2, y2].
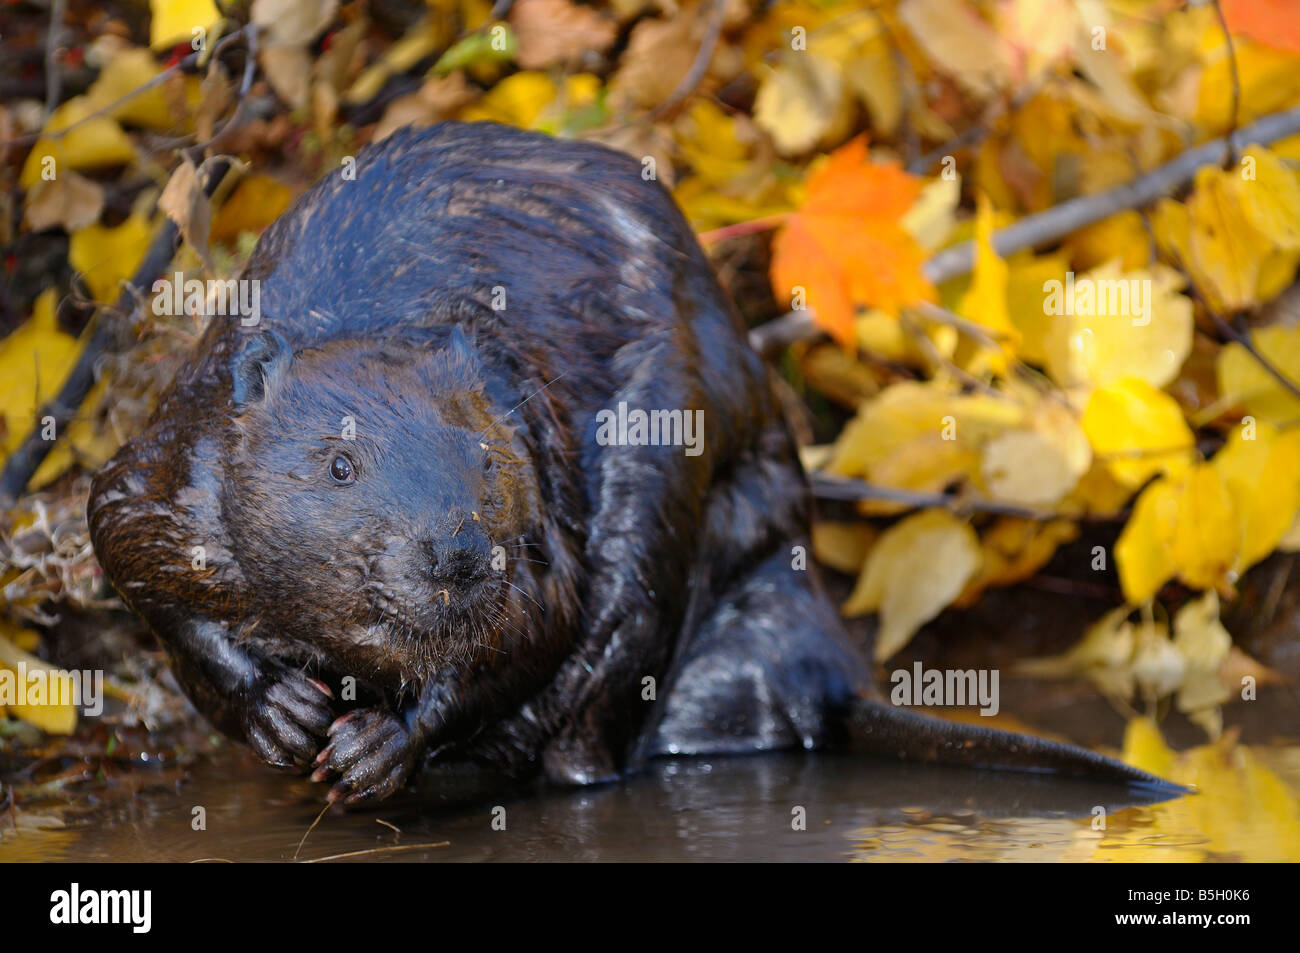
[770, 137, 935, 348]
[1222, 0, 1300, 55]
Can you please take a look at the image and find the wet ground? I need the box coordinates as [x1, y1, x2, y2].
[4, 738, 1298, 862]
[5, 543, 1300, 862]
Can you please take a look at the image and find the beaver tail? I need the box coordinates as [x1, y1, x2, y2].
[846, 699, 1188, 793]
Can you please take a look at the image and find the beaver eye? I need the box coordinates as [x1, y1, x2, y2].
[329, 455, 355, 484]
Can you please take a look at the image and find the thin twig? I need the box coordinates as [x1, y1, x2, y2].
[809, 472, 1127, 523]
[749, 104, 1300, 357]
[697, 213, 789, 245]
[43, 0, 67, 123]
[899, 312, 1000, 396]
[0, 158, 236, 502]
[301, 842, 451, 862]
[909, 300, 1010, 348]
[644, 0, 728, 123]
[293, 801, 331, 861]
[925, 104, 1300, 284]
[2, 25, 253, 150]
[1210, 0, 1241, 167]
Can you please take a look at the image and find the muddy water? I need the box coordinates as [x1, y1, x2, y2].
[5, 742, 1298, 862]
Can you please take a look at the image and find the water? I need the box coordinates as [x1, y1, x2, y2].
[7, 743, 1296, 862]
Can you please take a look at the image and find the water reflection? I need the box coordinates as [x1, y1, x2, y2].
[15, 744, 1294, 862]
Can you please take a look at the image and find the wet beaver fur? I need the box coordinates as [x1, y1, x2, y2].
[88, 122, 1174, 803]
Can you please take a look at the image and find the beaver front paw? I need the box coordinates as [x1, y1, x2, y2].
[310, 708, 422, 804]
[241, 669, 334, 770]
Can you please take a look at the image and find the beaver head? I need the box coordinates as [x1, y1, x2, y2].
[219, 326, 541, 682]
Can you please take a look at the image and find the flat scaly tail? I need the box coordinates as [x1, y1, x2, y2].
[848, 699, 1189, 794]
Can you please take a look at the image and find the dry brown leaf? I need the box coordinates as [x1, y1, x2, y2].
[511, 0, 618, 70]
[23, 172, 105, 233]
[609, 15, 701, 110]
[251, 0, 339, 47]
[260, 44, 313, 112]
[374, 73, 477, 141]
[158, 159, 213, 270]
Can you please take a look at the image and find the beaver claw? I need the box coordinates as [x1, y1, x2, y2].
[241, 669, 334, 770]
[310, 708, 421, 804]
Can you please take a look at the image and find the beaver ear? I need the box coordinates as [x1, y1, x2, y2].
[444, 325, 487, 383]
[231, 329, 292, 410]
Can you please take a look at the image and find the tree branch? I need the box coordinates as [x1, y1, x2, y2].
[0, 159, 235, 503]
[751, 104, 1300, 357]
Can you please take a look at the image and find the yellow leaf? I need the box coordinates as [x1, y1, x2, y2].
[86, 47, 178, 130]
[1064, 210, 1152, 272]
[1121, 716, 1176, 779]
[1162, 464, 1240, 593]
[811, 521, 877, 575]
[844, 509, 981, 660]
[843, 32, 901, 137]
[956, 193, 1019, 372]
[979, 401, 1091, 506]
[0, 628, 78, 735]
[1215, 324, 1300, 422]
[150, 0, 221, 49]
[1186, 165, 1272, 311]
[1065, 458, 1136, 516]
[1236, 144, 1300, 249]
[1212, 422, 1300, 572]
[1017, 605, 1140, 700]
[1005, 251, 1068, 365]
[1115, 477, 1179, 604]
[459, 72, 597, 131]
[1082, 378, 1194, 488]
[955, 517, 1078, 607]
[829, 380, 1023, 500]
[19, 97, 136, 186]
[31, 377, 120, 488]
[210, 174, 295, 243]
[1171, 591, 1232, 721]
[676, 102, 752, 188]
[899, 0, 1013, 99]
[753, 53, 845, 156]
[0, 290, 80, 461]
[68, 213, 154, 303]
[1043, 261, 1193, 390]
[901, 175, 960, 252]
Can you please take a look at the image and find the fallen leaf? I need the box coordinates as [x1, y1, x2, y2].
[251, 0, 338, 47]
[150, 0, 221, 50]
[23, 172, 105, 233]
[158, 158, 214, 270]
[1215, 324, 1300, 422]
[510, 0, 616, 69]
[1043, 261, 1193, 390]
[770, 137, 935, 346]
[1212, 422, 1300, 572]
[753, 53, 845, 156]
[0, 291, 80, 461]
[844, 509, 982, 660]
[69, 213, 153, 303]
[1081, 377, 1194, 489]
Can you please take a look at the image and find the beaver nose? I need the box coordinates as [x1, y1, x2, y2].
[421, 531, 489, 584]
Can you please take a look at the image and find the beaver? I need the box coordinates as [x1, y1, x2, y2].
[88, 121, 1175, 804]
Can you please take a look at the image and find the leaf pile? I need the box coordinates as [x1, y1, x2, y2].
[1, 0, 1300, 745]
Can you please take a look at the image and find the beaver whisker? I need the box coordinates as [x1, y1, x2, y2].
[475, 371, 567, 444]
